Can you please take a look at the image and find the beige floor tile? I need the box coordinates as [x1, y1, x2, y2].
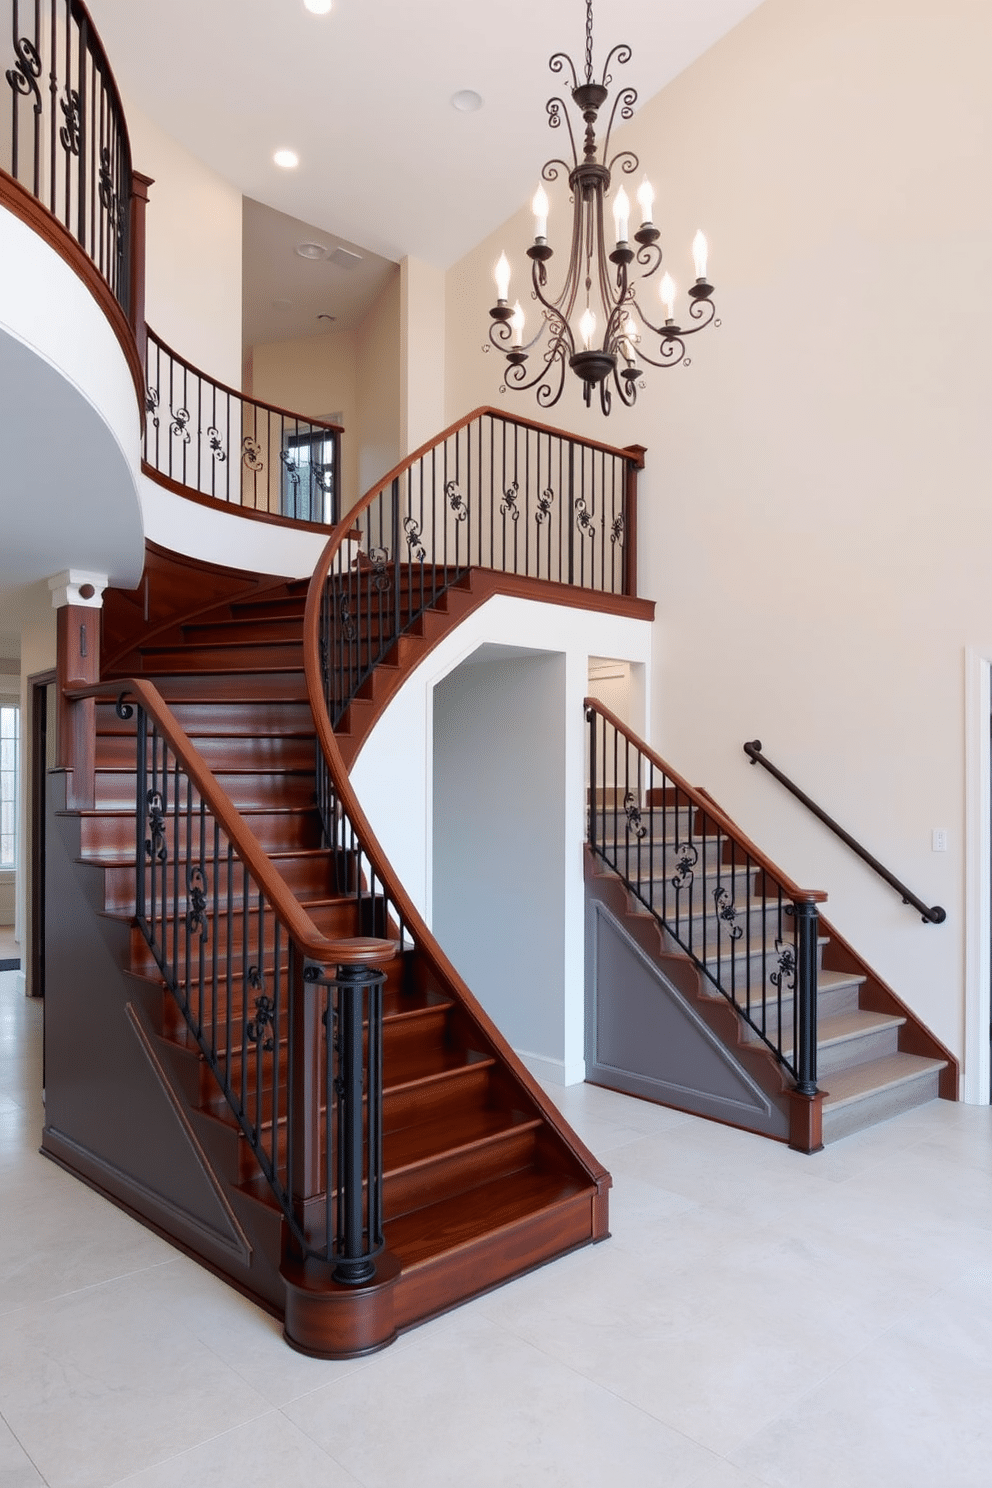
[107, 1410, 361, 1487]
[0, 1413, 44, 1487]
[0, 1275, 272, 1488]
[285, 1309, 718, 1488]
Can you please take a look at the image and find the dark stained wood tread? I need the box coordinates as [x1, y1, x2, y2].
[384, 1045, 494, 1094]
[383, 1107, 540, 1180]
[385, 1167, 587, 1270]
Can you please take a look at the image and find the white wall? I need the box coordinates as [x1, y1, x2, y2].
[350, 594, 652, 1084]
[442, 0, 992, 1091]
[125, 100, 243, 388]
[434, 650, 566, 1067]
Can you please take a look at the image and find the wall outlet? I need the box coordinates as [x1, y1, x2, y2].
[932, 828, 948, 852]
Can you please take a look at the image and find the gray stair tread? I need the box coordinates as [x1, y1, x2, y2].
[817, 1008, 905, 1047]
[774, 1008, 905, 1060]
[822, 1052, 947, 1109]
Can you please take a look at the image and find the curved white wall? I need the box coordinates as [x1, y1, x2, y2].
[140, 475, 330, 578]
[0, 206, 144, 600]
[350, 596, 653, 1085]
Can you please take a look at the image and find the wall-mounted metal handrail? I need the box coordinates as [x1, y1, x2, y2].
[743, 740, 946, 925]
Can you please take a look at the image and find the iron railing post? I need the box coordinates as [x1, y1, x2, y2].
[135, 703, 147, 927]
[793, 900, 819, 1096]
[331, 961, 385, 1285]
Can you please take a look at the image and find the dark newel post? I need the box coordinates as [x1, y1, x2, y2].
[333, 961, 385, 1285]
[290, 957, 323, 1233]
[129, 172, 153, 369]
[788, 898, 824, 1153]
[622, 445, 645, 597]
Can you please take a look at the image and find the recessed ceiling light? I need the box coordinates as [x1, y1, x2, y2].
[303, 0, 333, 12]
[273, 148, 299, 169]
[296, 241, 329, 260]
[451, 89, 483, 113]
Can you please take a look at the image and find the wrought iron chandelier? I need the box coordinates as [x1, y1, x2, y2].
[487, 0, 718, 415]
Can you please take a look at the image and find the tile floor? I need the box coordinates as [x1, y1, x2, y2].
[1, 966, 990, 1487]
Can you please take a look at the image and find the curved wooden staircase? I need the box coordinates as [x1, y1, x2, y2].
[43, 408, 645, 1358]
[44, 564, 610, 1356]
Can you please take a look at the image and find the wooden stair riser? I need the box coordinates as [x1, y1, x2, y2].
[78, 805, 323, 856]
[138, 642, 305, 673]
[94, 768, 316, 812]
[383, 1124, 540, 1223]
[96, 850, 342, 913]
[95, 732, 317, 773]
[96, 699, 314, 737]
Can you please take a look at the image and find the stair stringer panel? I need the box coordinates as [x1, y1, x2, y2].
[584, 848, 792, 1139]
[41, 769, 285, 1312]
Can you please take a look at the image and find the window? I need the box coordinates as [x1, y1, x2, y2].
[280, 428, 339, 525]
[0, 706, 18, 870]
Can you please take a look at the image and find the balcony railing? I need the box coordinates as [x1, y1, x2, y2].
[2, 0, 133, 315]
[143, 327, 344, 526]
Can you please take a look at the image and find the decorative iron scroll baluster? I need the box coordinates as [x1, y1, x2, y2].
[611, 513, 624, 546]
[671, 842, 698, 891]
[713, 885, 743, 940]
[242, 436, 264, 470]
[575, 494, 597, 538]
[622, 790, 646, 839]
[500, 481, 521, 521]
[769, 938, 796, 992]
[59, 87, 82, 155]
[206, 426, 226, 462]
[145, 387, 161, 427]
[368, 546, 391, 590]
[402, 517, 426, 561]
[6, 36, 42, 112]
[445, 479, 468, 521]
[145, 790, 167, 862]
[169, 407, 191, 443]
[186, 865, 209, 941]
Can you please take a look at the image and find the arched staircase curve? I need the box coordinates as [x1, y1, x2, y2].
[44, 409, 651, 1358]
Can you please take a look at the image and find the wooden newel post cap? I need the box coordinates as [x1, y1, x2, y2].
[323, 937, 397, 967]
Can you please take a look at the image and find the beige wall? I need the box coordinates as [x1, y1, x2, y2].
[248, 268, 402, 517]
[443, 0, 992, 1078]
[125, 100, 243, 388]
[356, 268, 402, 502]
[250, 329, 360, 512]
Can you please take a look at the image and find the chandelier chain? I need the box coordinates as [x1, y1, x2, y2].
[584, 0, 594, 82]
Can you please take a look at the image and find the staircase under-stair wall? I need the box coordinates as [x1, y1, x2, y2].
[583, 700, 958, 1150]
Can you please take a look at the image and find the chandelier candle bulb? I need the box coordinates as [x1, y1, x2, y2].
[494, 252, 511, 303]
[532, 185, 550, 241]
[636, 176, 655, 226]
[692, 229, 709, 281]
[660, 272, 676, 322]
[511, 301, 525, 346]
[613, 186, 630, 244]
[579, 307, 596, 350]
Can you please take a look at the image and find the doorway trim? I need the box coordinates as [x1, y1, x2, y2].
[964, 647, 991, 1104]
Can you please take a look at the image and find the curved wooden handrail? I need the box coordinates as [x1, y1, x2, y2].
[145, 326, 344, 435]
[586, 697, 827, 906]
[358, 405, 644, 514]
[66, 677, 395, 968]
[303, 429, 614, 1192]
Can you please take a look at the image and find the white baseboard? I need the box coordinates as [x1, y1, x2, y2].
[14, 971, 27, 998]
[514, 1050, 587, 1087]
